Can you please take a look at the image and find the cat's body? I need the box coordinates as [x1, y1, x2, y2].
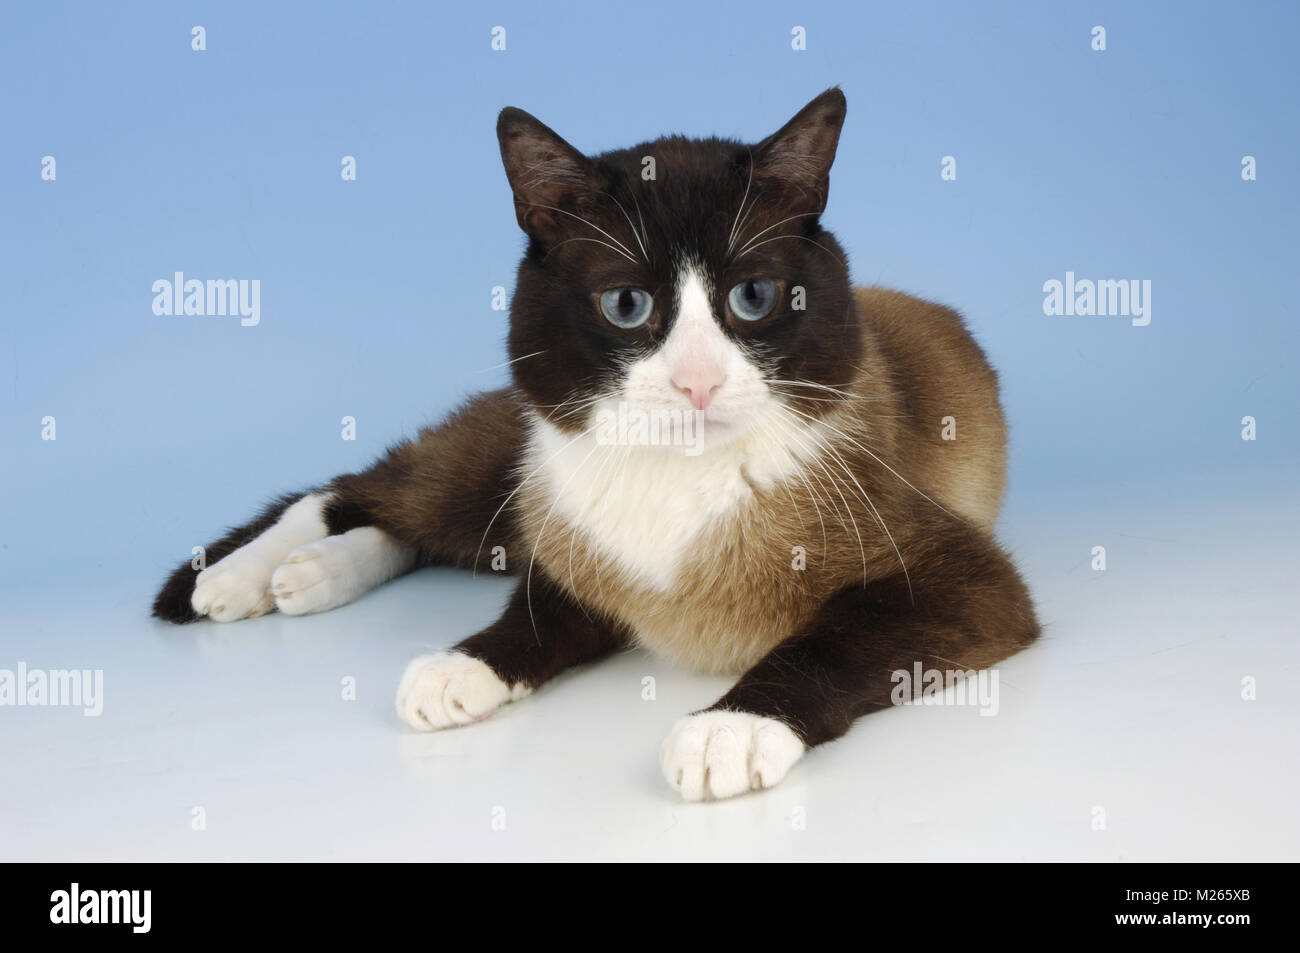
[154, 90, 1039, 800]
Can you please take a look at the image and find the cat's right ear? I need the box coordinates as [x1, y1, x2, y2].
[497, 107, 604, 240]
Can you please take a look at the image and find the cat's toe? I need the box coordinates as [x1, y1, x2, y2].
[190, 557, 276, 622]
[659, 711, 804, 801]
[395, 652, 529, 731]
[271, 541, 341, 615]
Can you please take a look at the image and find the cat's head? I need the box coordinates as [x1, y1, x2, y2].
[498, 88, 858, 453]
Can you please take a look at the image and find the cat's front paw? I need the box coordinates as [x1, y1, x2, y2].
[395, 652, 530, 731]
[659, 711, 805, 801]
[190, 552, 276, 622]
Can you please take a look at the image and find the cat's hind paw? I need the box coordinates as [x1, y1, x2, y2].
[190, 553, 276, 622]
[659, 710, 805, 801]
[396, 653, 530, 731]
[271, 539, 353, 616]
[272, 528, 415, 616]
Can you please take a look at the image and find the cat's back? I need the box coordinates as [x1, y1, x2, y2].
[851, 286, 1008, 528]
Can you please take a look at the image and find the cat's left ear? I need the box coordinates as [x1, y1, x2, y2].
[497, 107, 605, 241]
[752, 87, 847, 213]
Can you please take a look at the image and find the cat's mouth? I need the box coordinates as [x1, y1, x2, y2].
[692, 404, 749, 433]
[583, 389, 774, 458]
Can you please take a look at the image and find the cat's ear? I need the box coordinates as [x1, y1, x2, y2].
[497, 107, 605, 240]
[752, 88, 847, 213]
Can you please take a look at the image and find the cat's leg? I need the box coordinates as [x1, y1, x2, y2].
[660, 522, 1040, 801]
[188, 491, 341, 621]
[321, 388, 526, 569]
[396, 572, 628, 730]
[270, 526, 417, 617]
[152, 389, 526, 624]
[153, 490, 414, 624]
[266, 387, 528, 617]
[153, 491, 321, 623]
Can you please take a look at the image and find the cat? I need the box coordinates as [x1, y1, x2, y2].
[153, 88, 1040, 801]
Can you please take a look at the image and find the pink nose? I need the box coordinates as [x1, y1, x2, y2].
[671, 368, 726, 411]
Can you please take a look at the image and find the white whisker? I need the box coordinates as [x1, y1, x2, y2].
[726, 148, 755, 256]
[734, 210, 822, 258]
[738, 233, 845, 267]
[476, 350, 547, 374]
[603, 191, 650, 264]
[780, 407, 914, 602]
[472, 420, 602, 576]
[783, 403, 960, 522]
[526, 440, 603, 643]
[527, 203, 639, 262]
[544, 236, 637, 264]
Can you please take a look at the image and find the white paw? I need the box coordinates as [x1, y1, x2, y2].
[395, 653, 530, 731]
[272, 528, 415, 616]
[271, 539, 350, 616]
[659, 710, 805, 801]
[191, 552, 276, 622]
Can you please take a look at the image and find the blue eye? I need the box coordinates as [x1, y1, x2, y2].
[728, 278, 779, 321]
[599, 288, 654, 328]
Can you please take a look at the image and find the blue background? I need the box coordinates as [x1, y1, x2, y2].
[1, 0, 1296, 585]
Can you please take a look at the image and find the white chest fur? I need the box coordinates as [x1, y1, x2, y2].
[525, 410, 815, 591]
